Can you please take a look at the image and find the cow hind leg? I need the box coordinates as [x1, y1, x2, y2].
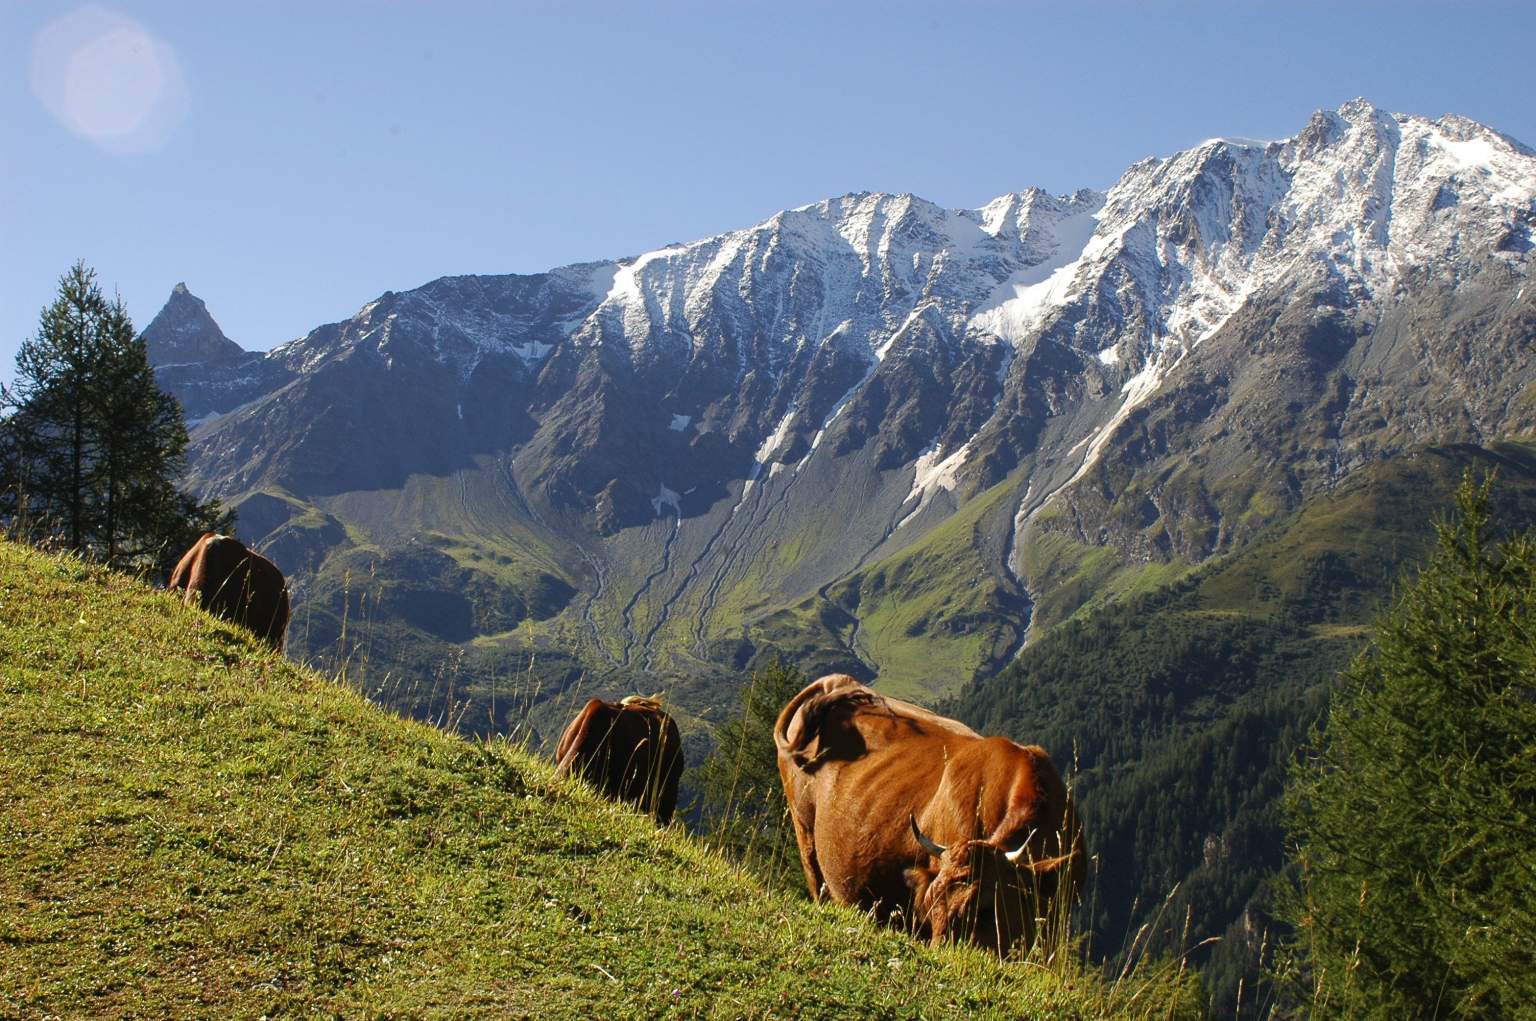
[787, 807, 825, 901]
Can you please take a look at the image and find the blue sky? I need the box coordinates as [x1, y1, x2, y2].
[4, 1, 1534, 376]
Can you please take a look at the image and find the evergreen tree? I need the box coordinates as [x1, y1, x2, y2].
[1280, 473, 1536, 1019]
[689, 660, 806, 889]
[4, 262, 227, 569]
[0, 384, 23, 532]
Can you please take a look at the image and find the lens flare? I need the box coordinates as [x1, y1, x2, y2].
[30, 5, 189, 154]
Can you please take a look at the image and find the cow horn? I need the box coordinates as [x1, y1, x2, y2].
[909, 814, 947, 857]
[1003, 829, 1038, 864]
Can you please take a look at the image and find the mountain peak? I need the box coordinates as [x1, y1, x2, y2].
[142, 284, 245, 367]
[1337, 96, 1382, 118]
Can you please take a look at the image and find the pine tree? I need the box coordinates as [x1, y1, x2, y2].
[4, 262, 228, 569]
[1280, 473, 1536, 1019]
[8, 264, 102, 547]
[690, 660, 806, 889]
[0, 385, 23, 531]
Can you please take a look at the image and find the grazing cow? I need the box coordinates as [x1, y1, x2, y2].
[555, 696, 684, 825]
[774, 673, 1084, 956]
[168, 533, 290, 651]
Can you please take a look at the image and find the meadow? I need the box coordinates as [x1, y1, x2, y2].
[0, 539, 1201, 1019]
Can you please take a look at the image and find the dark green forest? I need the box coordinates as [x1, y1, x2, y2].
[949, 441, 1536, 1018]
[1279, 475, 1536, 1019]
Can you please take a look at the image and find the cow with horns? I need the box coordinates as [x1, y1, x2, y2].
[774, 673, 1084, 956]
[555, 695, 684, 825]
[168, 532, 290, 651]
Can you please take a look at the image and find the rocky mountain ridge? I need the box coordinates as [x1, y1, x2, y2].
[152, 99, 1536, 704]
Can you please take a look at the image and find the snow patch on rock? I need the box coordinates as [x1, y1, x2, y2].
[969, 202, 1104, 345]
[895, 439, 973, 531]
[651, 484, 681, 517]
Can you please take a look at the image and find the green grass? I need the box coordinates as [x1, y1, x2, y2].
[739, 477, 1032, 701]
[434, 531, 570, 592]
[1017, 530, 1194, 636]
[720, 561, 789, 626]
[0, 539, 1199, 1019]
[839, 479, 1021, 700]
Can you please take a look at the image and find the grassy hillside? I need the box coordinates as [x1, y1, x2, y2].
[0, 539, 1198, 1020]
[746, 475, 1030, 702]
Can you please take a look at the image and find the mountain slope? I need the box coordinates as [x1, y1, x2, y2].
[152, 100, 1536, 716]
[0, 538, 1203, 1020]
[949, 439, 1536, 1018]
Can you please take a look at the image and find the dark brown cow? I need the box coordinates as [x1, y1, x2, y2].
[775, 673, 1084, 956]
[168, 532, 290, 651]
[555, 696, 684, 825]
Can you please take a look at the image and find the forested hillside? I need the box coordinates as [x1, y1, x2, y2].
[950, 440, 1536, 1017]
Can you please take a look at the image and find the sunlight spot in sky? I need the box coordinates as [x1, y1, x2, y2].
[30, 5, 189, 154]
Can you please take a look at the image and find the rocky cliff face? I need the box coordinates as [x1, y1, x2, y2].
[152, 100, 1536, 701]
[142, 282, 245, 366]
[144, 283, 295, 424]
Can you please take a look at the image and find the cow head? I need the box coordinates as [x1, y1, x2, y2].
[905, 814, 1081, 957]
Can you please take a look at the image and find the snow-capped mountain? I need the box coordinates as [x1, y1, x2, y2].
[153, 99, 1536, 699]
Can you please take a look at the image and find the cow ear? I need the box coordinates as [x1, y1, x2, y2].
[903, 864, 934, 900]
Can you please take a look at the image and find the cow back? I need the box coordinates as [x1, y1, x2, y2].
[167, 532, 213, 594]
[555, 697, 683, 824]
[919, 736, 1075, 860]
[168, 533, 290, 651]
[775, 673, 978, 771]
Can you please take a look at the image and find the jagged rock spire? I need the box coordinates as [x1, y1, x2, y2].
[141, 283, 245, 366]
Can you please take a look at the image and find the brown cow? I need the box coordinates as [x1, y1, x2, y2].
[555, 696, 684, 825]
[775, 673, 1084, 956]
[168, 532, 290, 651]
